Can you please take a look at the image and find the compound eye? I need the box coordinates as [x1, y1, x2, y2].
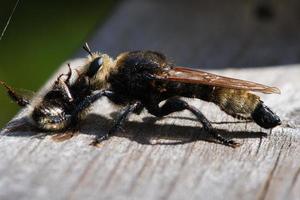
[87, 57, 103, 77]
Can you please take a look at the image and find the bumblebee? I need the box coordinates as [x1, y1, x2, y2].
[1, 43, 281, 147]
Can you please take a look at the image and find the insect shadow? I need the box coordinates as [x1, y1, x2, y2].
[1, 113, 267, 146]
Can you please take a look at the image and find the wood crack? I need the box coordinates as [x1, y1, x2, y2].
[287, 165, 300, 195]
[161, 143, 195, 200]
[67, 153, 100, 200]
[258, 143, 284, 200]
[127, 146, 156, 193]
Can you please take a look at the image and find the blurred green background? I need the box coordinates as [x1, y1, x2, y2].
[0, 0, 118, 128]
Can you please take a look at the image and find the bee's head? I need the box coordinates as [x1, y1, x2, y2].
[82, 43, 115, 88]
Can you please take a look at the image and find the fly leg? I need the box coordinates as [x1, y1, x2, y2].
[90, 101, 143, 146]
[47, 90, 112, 142]
[71, 90, 114, 119]
[146, 98, 240, 148]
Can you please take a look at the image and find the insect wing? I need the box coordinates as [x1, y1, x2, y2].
[161, 67, 280, 94]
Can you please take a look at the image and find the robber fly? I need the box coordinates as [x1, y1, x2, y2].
[1, 43, 281, 147]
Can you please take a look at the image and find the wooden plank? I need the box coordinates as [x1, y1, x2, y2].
[1, 0, 300, 200]
[1, 64, 299, 200]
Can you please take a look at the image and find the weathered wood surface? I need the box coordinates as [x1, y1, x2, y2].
[1, 0, 300, 200]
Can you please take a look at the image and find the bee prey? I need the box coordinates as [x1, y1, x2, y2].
[1, 44, 281, 147]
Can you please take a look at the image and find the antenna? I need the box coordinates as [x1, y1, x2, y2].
[83, 42, 93, 56]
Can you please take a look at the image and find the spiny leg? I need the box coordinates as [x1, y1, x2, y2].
[71, 90, 114, 119]
[56, 63, 72, 85]
[146, 98, 240, 147]
[65, 63, 72, 85]
[0, 81, 30, 107]
[90, 101, 143, 146]
[109, 102, 143, 135]
[187, 105, 240, 147]
[44, 90, 113, 142]
[55, 69, 74, 102]
[57, 89, 113, 129]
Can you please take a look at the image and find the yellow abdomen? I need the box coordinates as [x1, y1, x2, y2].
[211, 88, 261, 120]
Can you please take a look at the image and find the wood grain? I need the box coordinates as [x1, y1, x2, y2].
[1, 0, 300, 200]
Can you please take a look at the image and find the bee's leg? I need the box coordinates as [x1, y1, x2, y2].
[56, 63, 72, 82]
[90, 101, 143, 146]
[65, 63, 72, 85]
[55, 75, 73, 102]
[146, 98, 240, 148]
[0, 81, 30, 107]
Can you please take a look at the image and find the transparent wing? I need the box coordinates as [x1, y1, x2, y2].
[158, 67, 280, 94]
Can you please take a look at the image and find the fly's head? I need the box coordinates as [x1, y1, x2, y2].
[81, 43, 115, 89]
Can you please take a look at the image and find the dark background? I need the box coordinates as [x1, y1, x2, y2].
[0, 0, 118, 127]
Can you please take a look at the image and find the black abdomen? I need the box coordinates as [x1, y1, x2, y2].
[251, 102, 281, 128]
